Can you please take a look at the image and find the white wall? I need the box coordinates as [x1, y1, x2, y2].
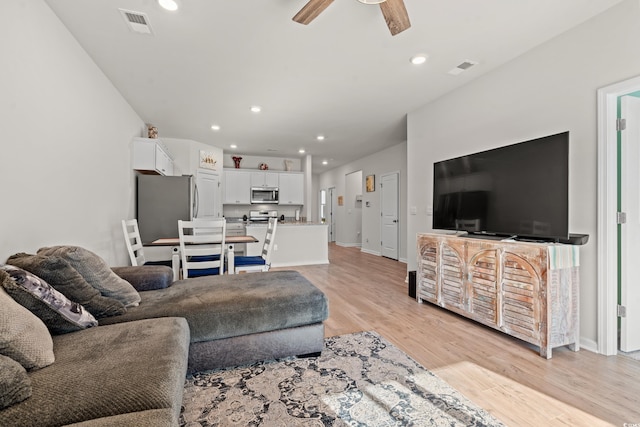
[0, 0, 145, 266]
[407, 0, 640, 347]
[318, 142, 407, 260]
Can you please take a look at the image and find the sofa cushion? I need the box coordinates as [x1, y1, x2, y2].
[63, 409, 177, 427]
[0, 355, 31, 410]
[6, 253, 126, 318]
[37, 245, 141, 308]
[111, 265, 174, 291]
[0, 265, 98, 334]
[0, 318, 190, 427]
[98, 270, 329, 343]
[0, 271, 54, 370]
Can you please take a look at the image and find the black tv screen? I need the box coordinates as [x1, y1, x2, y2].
[432, 131, 569, 241]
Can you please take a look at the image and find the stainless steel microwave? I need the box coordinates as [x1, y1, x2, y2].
[251, 187, 279, 204]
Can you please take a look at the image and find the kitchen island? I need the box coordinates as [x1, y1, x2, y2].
[246, 222, 329, 268]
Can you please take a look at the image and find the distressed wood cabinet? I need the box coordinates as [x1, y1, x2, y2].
[417, 233, 580, 358]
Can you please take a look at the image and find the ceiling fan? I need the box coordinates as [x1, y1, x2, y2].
[293, 0, 411, 36]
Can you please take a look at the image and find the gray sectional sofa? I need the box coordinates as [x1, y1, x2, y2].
[0, 251, 329, 427]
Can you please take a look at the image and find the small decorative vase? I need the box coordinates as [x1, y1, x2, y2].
[259, 163, 269, 170]
[232, 156, 242, 168]
[147, 124, 158, 139]
[284, 160, 293, 171]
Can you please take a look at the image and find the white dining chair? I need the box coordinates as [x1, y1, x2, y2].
[121, 219, 173, 268]
[234, 217, 278, 273]
[178, 218, 226, 278]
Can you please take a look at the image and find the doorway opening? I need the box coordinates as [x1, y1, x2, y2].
[597, 74, 640, 356]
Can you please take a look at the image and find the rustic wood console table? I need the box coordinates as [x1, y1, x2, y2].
[417, 233, 580, 358]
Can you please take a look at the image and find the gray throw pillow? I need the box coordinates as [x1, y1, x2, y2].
[0, 265, 98, 334]
[38, 246, 141, 308]
[0, 355, 32, 409]
[0, 270, 55, 370]
[7, 253, 126, 319]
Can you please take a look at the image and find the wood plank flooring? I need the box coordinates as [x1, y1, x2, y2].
[277, 244, 640, 426]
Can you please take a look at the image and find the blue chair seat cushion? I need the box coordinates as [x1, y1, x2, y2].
[188, 254, 220, 262]
[233, 256, 266, 266]
[187, 268, 220, 277]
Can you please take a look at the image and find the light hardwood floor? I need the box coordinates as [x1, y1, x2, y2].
[278, 244, 640, 426]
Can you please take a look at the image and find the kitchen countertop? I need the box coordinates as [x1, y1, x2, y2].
[246, 221, 327, 226]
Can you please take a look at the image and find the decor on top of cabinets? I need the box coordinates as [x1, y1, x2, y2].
[146, 124, 158, 139]
[338, 196, 344, 206]
[232, 156, 242, 169]
[259, 163, 269, 170]
[366, 175, 375, 192]
[284, 159, 293, 171]
[200, 151, 218, 170]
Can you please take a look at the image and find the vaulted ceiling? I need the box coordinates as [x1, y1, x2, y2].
[45, 0, 622, 172]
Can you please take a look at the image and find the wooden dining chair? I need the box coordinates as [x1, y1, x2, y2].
[234, 217, 278, 273]
[178, 218, 226, 278]
[121, 219, 172, 267]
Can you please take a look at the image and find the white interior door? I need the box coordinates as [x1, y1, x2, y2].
[620, 95, 640, 352]
[194, 169, 221, 219]
[381, 172, 399, 260]
[328, 187, 336, 242]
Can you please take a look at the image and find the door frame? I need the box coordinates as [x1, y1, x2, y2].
[380, 171, 400, 260]
[328, 187, 336, 243]
[597, 75, 640, 356]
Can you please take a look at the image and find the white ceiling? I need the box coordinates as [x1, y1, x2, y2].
[45, 0, 622, 172]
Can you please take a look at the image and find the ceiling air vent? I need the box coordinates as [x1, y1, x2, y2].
[119, 9, 153, 35]
[448, 60, 478, 76]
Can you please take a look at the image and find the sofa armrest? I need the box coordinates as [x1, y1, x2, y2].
[111, 266, 174, 291]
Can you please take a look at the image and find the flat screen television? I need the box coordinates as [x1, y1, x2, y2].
[432, 131, 569, 241]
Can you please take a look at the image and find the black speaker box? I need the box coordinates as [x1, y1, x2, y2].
[408, 271, 416, 299]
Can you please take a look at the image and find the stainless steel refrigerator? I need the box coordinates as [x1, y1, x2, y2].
[136, 174, 195, 243]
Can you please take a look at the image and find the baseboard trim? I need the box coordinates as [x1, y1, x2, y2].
[580, 337, 598, 354]
[360, 248, 381, 256]
[336, 242, 362, 248]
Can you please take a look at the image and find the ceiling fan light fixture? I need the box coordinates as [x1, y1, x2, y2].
[357, 0, 386, 4]
[158, 0, 178, 11]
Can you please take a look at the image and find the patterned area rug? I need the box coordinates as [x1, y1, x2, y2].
[180, 331, 505, 426]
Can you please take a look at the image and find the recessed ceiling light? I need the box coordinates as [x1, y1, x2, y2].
[158, 0, 178, 11]
[211, 124, 220, 131]
[250, 105, 262, 113]
[299, 149, 306, 154]
[316, 135, 325, 141]
[230, 144, 237, 149]
[410, 54, 428, 65]
[322, 160, 328, 165]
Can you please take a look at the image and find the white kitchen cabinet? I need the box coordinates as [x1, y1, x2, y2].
[278, 172, 304, 205]
[194, 169, 221, 219]
[132, 137, 174, 176]
[224, 170, 251, 204]
[250, 171, 279, 188]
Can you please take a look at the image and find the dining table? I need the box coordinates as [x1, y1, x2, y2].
[147, 235, 259, 281]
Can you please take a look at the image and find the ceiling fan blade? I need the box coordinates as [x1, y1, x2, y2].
[293, 0, 335, 25]
[379, 0, 411, 36]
